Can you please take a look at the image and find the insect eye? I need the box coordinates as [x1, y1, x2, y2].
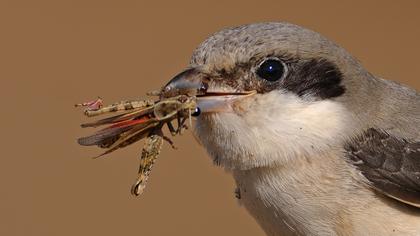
[256, 58, 286, 82]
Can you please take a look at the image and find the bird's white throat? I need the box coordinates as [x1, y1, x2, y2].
[194, 90, 355, 170]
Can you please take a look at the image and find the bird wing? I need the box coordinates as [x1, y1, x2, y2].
[345, 128, 420, 208]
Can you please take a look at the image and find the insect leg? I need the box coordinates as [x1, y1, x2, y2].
[166, 121, 178, 136]
[188, 109, 192, 128]
[162, 134, 176, 149]
[131, 131, 163, 196]
[176, 117, 188, 134]
[176, 116, 182, 134]
[84, 100, 154, 117]
[75, 97, 103, 110]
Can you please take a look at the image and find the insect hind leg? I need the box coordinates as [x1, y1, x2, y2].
[84, 100, 154, 117]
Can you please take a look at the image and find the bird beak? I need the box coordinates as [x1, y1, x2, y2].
[162, 68, 256, 113]
[195, 91, 257, 113]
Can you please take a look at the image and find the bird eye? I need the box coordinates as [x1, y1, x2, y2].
[256, 58, 286, 82]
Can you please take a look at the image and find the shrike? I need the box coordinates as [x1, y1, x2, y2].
[162, 22, 420, 235]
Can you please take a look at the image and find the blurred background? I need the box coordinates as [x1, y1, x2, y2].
[1, 0, 419, 235]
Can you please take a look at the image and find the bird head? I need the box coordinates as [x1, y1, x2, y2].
[162, 22, 372, 170]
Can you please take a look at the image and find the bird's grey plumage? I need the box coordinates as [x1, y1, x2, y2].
[166, 22, 420, 235]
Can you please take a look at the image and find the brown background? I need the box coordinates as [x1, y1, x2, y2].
[1, 0, 419, 235]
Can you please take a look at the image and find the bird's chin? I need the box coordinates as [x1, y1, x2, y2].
[193, 92, 268, 170]
[193, 112, 254, 170]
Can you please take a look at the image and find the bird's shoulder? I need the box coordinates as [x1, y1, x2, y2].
[345, 128, 420, 208]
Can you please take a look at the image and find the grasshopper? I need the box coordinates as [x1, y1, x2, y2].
[76, 94, 199, 196]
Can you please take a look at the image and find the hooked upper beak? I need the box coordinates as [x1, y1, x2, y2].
[162, 68, 256, 113]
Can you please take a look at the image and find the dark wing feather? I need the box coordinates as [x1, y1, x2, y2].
[345, 128, 420, 208]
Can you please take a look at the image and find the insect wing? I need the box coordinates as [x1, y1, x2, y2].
[78, 126, 132, 146]
[96, 121, 160, 157]
[78, 118, 154, 147]
[81, 106, 154, 128]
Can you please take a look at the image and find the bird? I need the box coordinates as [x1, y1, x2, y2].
[161, 22, 420, 235]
